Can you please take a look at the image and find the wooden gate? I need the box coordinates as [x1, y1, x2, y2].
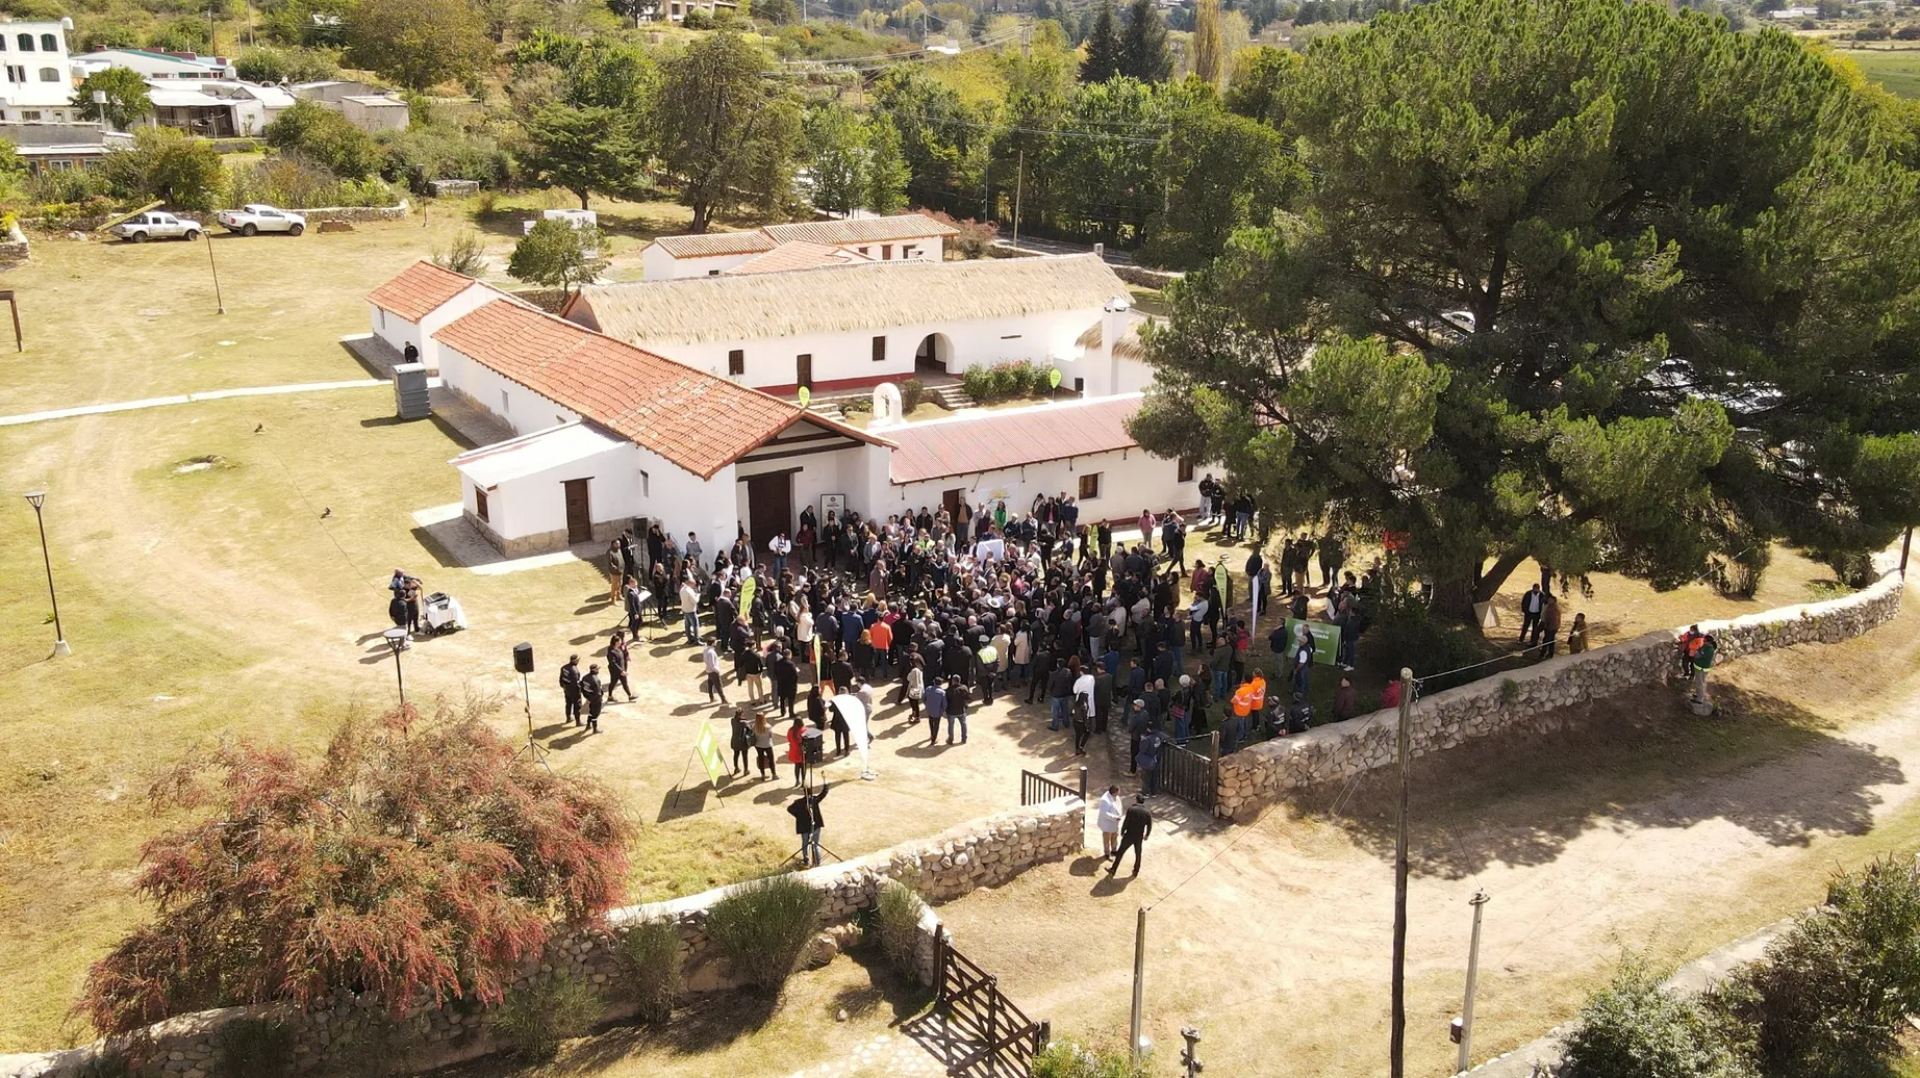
[1158, 731, 1219, 811]
[930, 928, 1050, 1078]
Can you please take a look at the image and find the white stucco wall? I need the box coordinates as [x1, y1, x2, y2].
[636, 308, 1101, 393]
[876, 445, 1197, 527]
[438, 347, 583, 436]
[371, 283, 495, 373]
[463, 440, 644, 543]
[734, 441, 889, 538]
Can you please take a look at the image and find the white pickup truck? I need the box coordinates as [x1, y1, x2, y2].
[110, 211, 203, 243]
[216, 204, 307, 237]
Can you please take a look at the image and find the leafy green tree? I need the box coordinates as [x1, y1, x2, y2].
[1119, 0, 1170, 82]
[803, 101, 867, 215]
[265, 100, 381, 179]
[872, 66, 983, 211]
[1129, 0, 1920, 618]
[345, 0, 494, 92]
[509, 219, 611, 292]
[1191, 0, 1225, 86]
[236, 46, 341, 84]
[1080, 0, 1122, 83]
[147, 16, 212, 54]
[522, 104, 646, 209]
[864, 115, 910, 213]
[102, 128, 227, 211]
[651, 32, 802, 232]
[77, 68, 152, 131]
[1142, 102, 1298, 268]
[1221, 45, 1296, 125]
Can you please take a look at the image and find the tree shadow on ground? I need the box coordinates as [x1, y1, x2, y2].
[1298, 682, 1904, 879]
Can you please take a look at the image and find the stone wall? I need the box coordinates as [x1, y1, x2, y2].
[1216, 567, 1905, 821]
[295, 202, 411, 224]
[5, 798, 1084, 1078]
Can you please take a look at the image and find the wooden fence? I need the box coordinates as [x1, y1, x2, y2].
[929, 926, 1051, 1077]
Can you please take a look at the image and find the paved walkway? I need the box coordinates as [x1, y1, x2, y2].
[0, 378, 406, 428]
[784, 1032, 945, 1078]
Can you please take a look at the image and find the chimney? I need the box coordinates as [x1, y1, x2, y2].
[1101, 294, 1131, 395]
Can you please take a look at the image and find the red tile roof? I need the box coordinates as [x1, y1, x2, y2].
[886, 395, 1145, 484]
[367, 260, 478, 321]
[434, 300, 887, 480]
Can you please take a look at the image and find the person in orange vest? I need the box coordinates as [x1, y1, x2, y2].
[1248, 673, 1269, 737]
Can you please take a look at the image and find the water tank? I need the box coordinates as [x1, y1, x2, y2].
[392, 362, 430, 420]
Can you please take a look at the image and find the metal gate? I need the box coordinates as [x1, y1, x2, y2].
[1158, 731, 1219, 811]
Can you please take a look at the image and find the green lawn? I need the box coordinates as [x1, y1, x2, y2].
[1836, 47, 1920, 100]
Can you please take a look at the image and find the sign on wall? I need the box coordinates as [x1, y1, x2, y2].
[820, 493, 846, 522]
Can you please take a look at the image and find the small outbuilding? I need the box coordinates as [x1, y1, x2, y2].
[365, 260, 499, 373]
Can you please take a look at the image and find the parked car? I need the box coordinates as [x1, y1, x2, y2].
[216, 205, 307, 237]
[110, 212, 202, 243]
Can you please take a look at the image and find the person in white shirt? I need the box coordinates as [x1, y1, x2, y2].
[796, 603, 815, 665]
[769, 532, 792, 573]
[679, 580, 702, 645]
[1096, 784, 1125, 857]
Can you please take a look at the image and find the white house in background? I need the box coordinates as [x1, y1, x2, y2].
[434, 298, 892, 557]
[365, 260, 500, 373]
[0, 121, 128, 170]
[641, 213, 958, 279]
[562, 254, 1142, 398]
[0, 19, 76, 123]
[291, 79, 411, 132]
[145, 79, 295, 138]
[71, 47, 233, 81]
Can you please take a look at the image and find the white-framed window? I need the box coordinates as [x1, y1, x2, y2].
[15, 34, 32, 51]
[5, 66, 24, 84]
[500, 389, 510, 415]
[37, 67, 56, 82]
[39, 33, 56, 51]
[21, 110, 39, 120]
[640, 470, 650, 497]
[1078, 472, 1101, 500]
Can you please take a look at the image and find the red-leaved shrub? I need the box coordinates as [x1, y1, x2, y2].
[80, 697, 633, 1034]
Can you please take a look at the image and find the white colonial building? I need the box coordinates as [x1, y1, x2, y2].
[640, 213, 957, 279]
[563, 254, 1145, 399]
[365, 260, 498, 373]
[365, 258, 1193, 559]
[0, 19, 76, 123]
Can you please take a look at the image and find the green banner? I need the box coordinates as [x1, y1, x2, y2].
[1285, 618, 1341, 666]
[740, 575, 757, 614]
[694, 719, 726, 785]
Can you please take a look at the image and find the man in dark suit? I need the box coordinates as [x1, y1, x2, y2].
[559, 654, 583, 726]
[580, 663, 604, 734]
[1106, 794, 1153, 877]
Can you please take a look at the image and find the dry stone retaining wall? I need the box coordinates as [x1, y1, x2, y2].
[4, 798, 1084, 1078]
[1216, 567, 1905, 821]
[296, 202, 410, 224]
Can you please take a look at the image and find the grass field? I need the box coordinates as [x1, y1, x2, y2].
[1836, 47, 1920, 100]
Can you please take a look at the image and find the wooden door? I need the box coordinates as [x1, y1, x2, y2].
[942, 487, 963, 520]
[563, 478, 592, 545]
[746, 472, 793, 553]
[796, 353, 813, 390]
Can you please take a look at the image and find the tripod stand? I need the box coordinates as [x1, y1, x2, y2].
[513, 670, 553, 772]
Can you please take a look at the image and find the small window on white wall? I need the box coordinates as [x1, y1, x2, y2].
[500, 389, 510, 415]
[640, 470, 651, 497]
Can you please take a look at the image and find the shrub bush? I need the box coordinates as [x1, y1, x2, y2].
[226, 156, 398, 210]
[616, 918, 684, 1024]
[873, 878, 926, 981]
[488, 971, 601, 1061]
[915, 209, 997, 259]
[901, 377, 929, 412]
[1561, 962, 1749, 1078]
[1359, 583, 1478, 690]
[379, 126, 516, 191]
[432, 231, 487, 276]
[1032, 1039, 1150, 1078]
[705, 874, 823, 991]
[265, 100, 382, 180]
[236, 46, 341, 85]
[211, 1016, 293, 1078]
[1710, 856, 1920, 1078]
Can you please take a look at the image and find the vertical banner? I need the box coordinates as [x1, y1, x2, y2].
[693, 719, 726, 785]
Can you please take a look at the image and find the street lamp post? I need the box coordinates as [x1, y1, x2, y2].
[23, 491, 70, 657]
[383, 627, 409, 705]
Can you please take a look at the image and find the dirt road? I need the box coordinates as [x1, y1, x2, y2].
[935, 629, 1920, 1078]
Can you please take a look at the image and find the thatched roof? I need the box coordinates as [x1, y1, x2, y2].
[567, 255, 1130, 346]
[760, 214, 958, 246]
[1076, 317, 1149, 361]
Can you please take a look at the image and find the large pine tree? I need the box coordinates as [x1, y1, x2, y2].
[1080, 0, 1123, 83]
[1119, 0, 1171, 82]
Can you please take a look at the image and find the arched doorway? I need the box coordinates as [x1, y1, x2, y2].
[915, 332, 951, 375]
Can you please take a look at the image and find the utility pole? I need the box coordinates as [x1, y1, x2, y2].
[1390, 667, 1414, 1078]
[1130, 906, 1148, 1062]
[205, 231, 226, 314]
[1457, 890, 1491, 1075]
[1012, 150, 1024, 250]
